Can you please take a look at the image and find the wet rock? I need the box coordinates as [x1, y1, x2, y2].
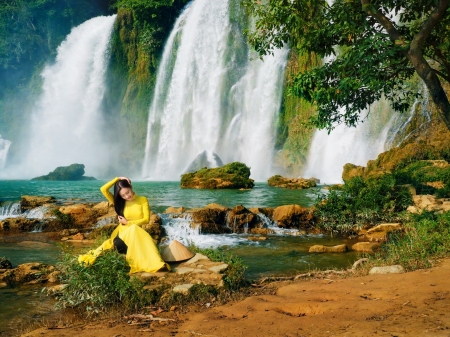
[165, 206, 186, 214]
[351, 242, 381, 253]
[3, 263, 55, 285]
[20, 196, 55, 213]
[142, 213, 163, 242]
[0, 258, 12, 269]
[268, 175, 317, 189]
[191, 207, 230, 234]
[272, 204, 315, 229]
[247, 236, 267, 241]
[369, 265, 405, 275]
[227, 205, 262, 233]
[205, 203, 229, 212]
[309, 244, 348, 253]
[249, 228, 273, 235]
[0, 218, 41, 232]
[248, 207, 274, 219]
[72, 233, 84, 240]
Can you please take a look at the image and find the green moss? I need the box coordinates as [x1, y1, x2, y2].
[181, 162, 254, 189]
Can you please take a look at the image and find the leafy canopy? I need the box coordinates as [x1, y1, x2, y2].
[243, 0, 450, 131]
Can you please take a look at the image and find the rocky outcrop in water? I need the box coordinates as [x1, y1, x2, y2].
[180, 162, 254, 189]
[20, 196, 55, 213]
[268, 175, 318, 189]
[272, 204, 316, 230]
[31, 163, 96, 181]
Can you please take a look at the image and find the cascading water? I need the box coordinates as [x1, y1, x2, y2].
[303, 92, 422, 184]
[0, 135, 11, 170]
[5, 15, 116, 179]
[142, 0, 288, 181]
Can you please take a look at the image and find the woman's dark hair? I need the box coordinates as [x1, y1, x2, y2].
[113, 179, 132, 216]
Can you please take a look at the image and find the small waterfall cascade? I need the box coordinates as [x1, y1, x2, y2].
[12, 15, 116, 179]
[0, 135, 11, 170]
[303, 93, 423, 184]
[142, 0, 288, 181]
[0, 202, 21, 220]
[160, 213, 247, 248]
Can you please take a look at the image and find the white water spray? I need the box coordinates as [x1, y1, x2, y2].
[142, 0, 288, 181]
[8, 15, 116, 179]
[0, 135, 11, 170]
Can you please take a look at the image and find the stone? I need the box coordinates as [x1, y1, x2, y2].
[208, 264, 228, 273]
[0, 218, 41, 232]
[47, 271, 60, 283]
[191, 207, 230, 234]
[0, 258, 12, 269]
[249, 228, 273, 235]
[351, 242, 381, 253]
[247, 236, 267, 241]
[20, 196, 55, 212]
[46, 284, 68, 294]
[309, 244, 348, 253]
[369, 265, 405, 275]
[173, 284, 194, 294]
[165, 206, 186, 214]
[342, 163, 365, 182]
[72, 233, 84, 240]
[58, 204, 99, 228]
[267, 175, 317, 189]
[272, 204, 315, 229]
[184, 253, 210, 265]
[204, 203, 229, 211]
[142, 213, 163, 242]
[226, 205, 263, 233]
[366, 223, 402, 234]
[174, 267, 195, 275]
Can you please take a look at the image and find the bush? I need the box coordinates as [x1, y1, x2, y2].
[314, 175, 412, 234]
[55, 250, 154, 315]
[372, 212, 450, 271]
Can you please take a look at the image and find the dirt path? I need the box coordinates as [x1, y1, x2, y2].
[22, 260, 450, 337]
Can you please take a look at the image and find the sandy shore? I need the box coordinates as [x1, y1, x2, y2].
[21, 258, 450, 337]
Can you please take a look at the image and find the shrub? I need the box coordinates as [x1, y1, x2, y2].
[372, 211, 450, 271]
[55, 250, 154, 315]
[314, 175, 412, 234]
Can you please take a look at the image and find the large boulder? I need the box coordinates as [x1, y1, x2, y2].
[0, 218, 41, 232]
[142, 213, 163, 242]
[191, 207, 230, 234]
[226, 205, 263, 233]
[407, 194, 450, 213]
[20, 195, 55, 213]
[268, 175, 317, 189]
[180, 162, 254, 189]
[58, 204, 100, 228]
[272, 204, 315, 229]
[31, 163, 96, 181]
[1, 263, 55, 285]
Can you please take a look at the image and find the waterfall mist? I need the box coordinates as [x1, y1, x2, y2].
[2, 15, 116, 179]
[142, 0, 288, 181]
[0, 135, 11, 170]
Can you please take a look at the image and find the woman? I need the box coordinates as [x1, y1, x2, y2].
[78, 177, 168, 273]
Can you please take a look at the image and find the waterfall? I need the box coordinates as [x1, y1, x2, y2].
[142, 0, 288, 181]
[303, 91, 424, 184]
[0, 135, 11, 170]
[0, 202, 21, 220]
[8, 15, 116, 179]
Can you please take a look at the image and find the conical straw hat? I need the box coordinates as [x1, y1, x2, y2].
[161, 240, 195, 262]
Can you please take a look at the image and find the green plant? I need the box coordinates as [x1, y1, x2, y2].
[189, 246, 248, 291]
[52, 209, 74, 229]
[314, 175, 412, 234]
[55, 250, 154, 315]
[371, 211, 450, 271]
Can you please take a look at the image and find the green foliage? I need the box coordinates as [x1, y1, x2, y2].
[181, 162, 255, 189]
[372, 212, 450, 271]
[314, 175, 412, 234]
[56, 250, 154, 315]
[52, 209, 74, 229]
[190, 246, 248, 291]
[242, 0, 450, 131]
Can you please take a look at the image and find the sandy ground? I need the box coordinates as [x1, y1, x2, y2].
[22, 259, 450, 337]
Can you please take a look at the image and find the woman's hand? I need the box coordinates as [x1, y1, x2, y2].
[117, 176, 131, 184]
[118, 215, 128, 225]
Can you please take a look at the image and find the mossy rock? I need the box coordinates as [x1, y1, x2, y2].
[180, 162, 254, 189]
[267, 175, 317, 189]
[31, 164, 96, 181]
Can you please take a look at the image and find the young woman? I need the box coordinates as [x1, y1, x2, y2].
[78, 177, 168, 273]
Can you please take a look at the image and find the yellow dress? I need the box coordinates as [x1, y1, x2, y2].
[78, 177, 167, 273]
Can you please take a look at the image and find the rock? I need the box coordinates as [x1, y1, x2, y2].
[351, 242, 381, 253]
[352, 258, 369, 270]
[184, 253, 210, 265]
[31, 163, 96, 181]
[342, 163, 366, 182]
[72, 233, 84, 240]
[185, 151, 224, 173]
[142, 213, 163, 242]
[173, 284, 194, 294]
[309, 244, 348, 253]
[409, 194, 450, 213]
[366, 223, 402, 234]
[180, 162, 254, 189]
[20, 196, 55, 212]
[0, 218, 41, 232]
[208, 264, 228, 274]
[267, 175, 317, 189]
[0, 258, 12, 269]
[205, 203, 229, 212]
[249, 228, 273, 235]
[46, 284, 68, 294]
[58, 204, 99, 228]
[191, 207, 230, 234]
[47, 271, 60, 283]
[272, 204, 315, 229]
[369, 265, 405, 275]
[226, 205, 263, 233]
[247, 236, 267, 241]
[3, 263, 53, 285]
[174, 267, 195, 275]
[165, 206, 186, 214]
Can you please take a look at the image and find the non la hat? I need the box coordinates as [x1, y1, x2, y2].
[161, 240, 195, 262]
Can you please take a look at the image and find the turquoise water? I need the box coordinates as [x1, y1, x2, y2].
[0, 180, 319, 213]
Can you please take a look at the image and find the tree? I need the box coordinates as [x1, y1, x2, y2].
[243, 0, 450, 131]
